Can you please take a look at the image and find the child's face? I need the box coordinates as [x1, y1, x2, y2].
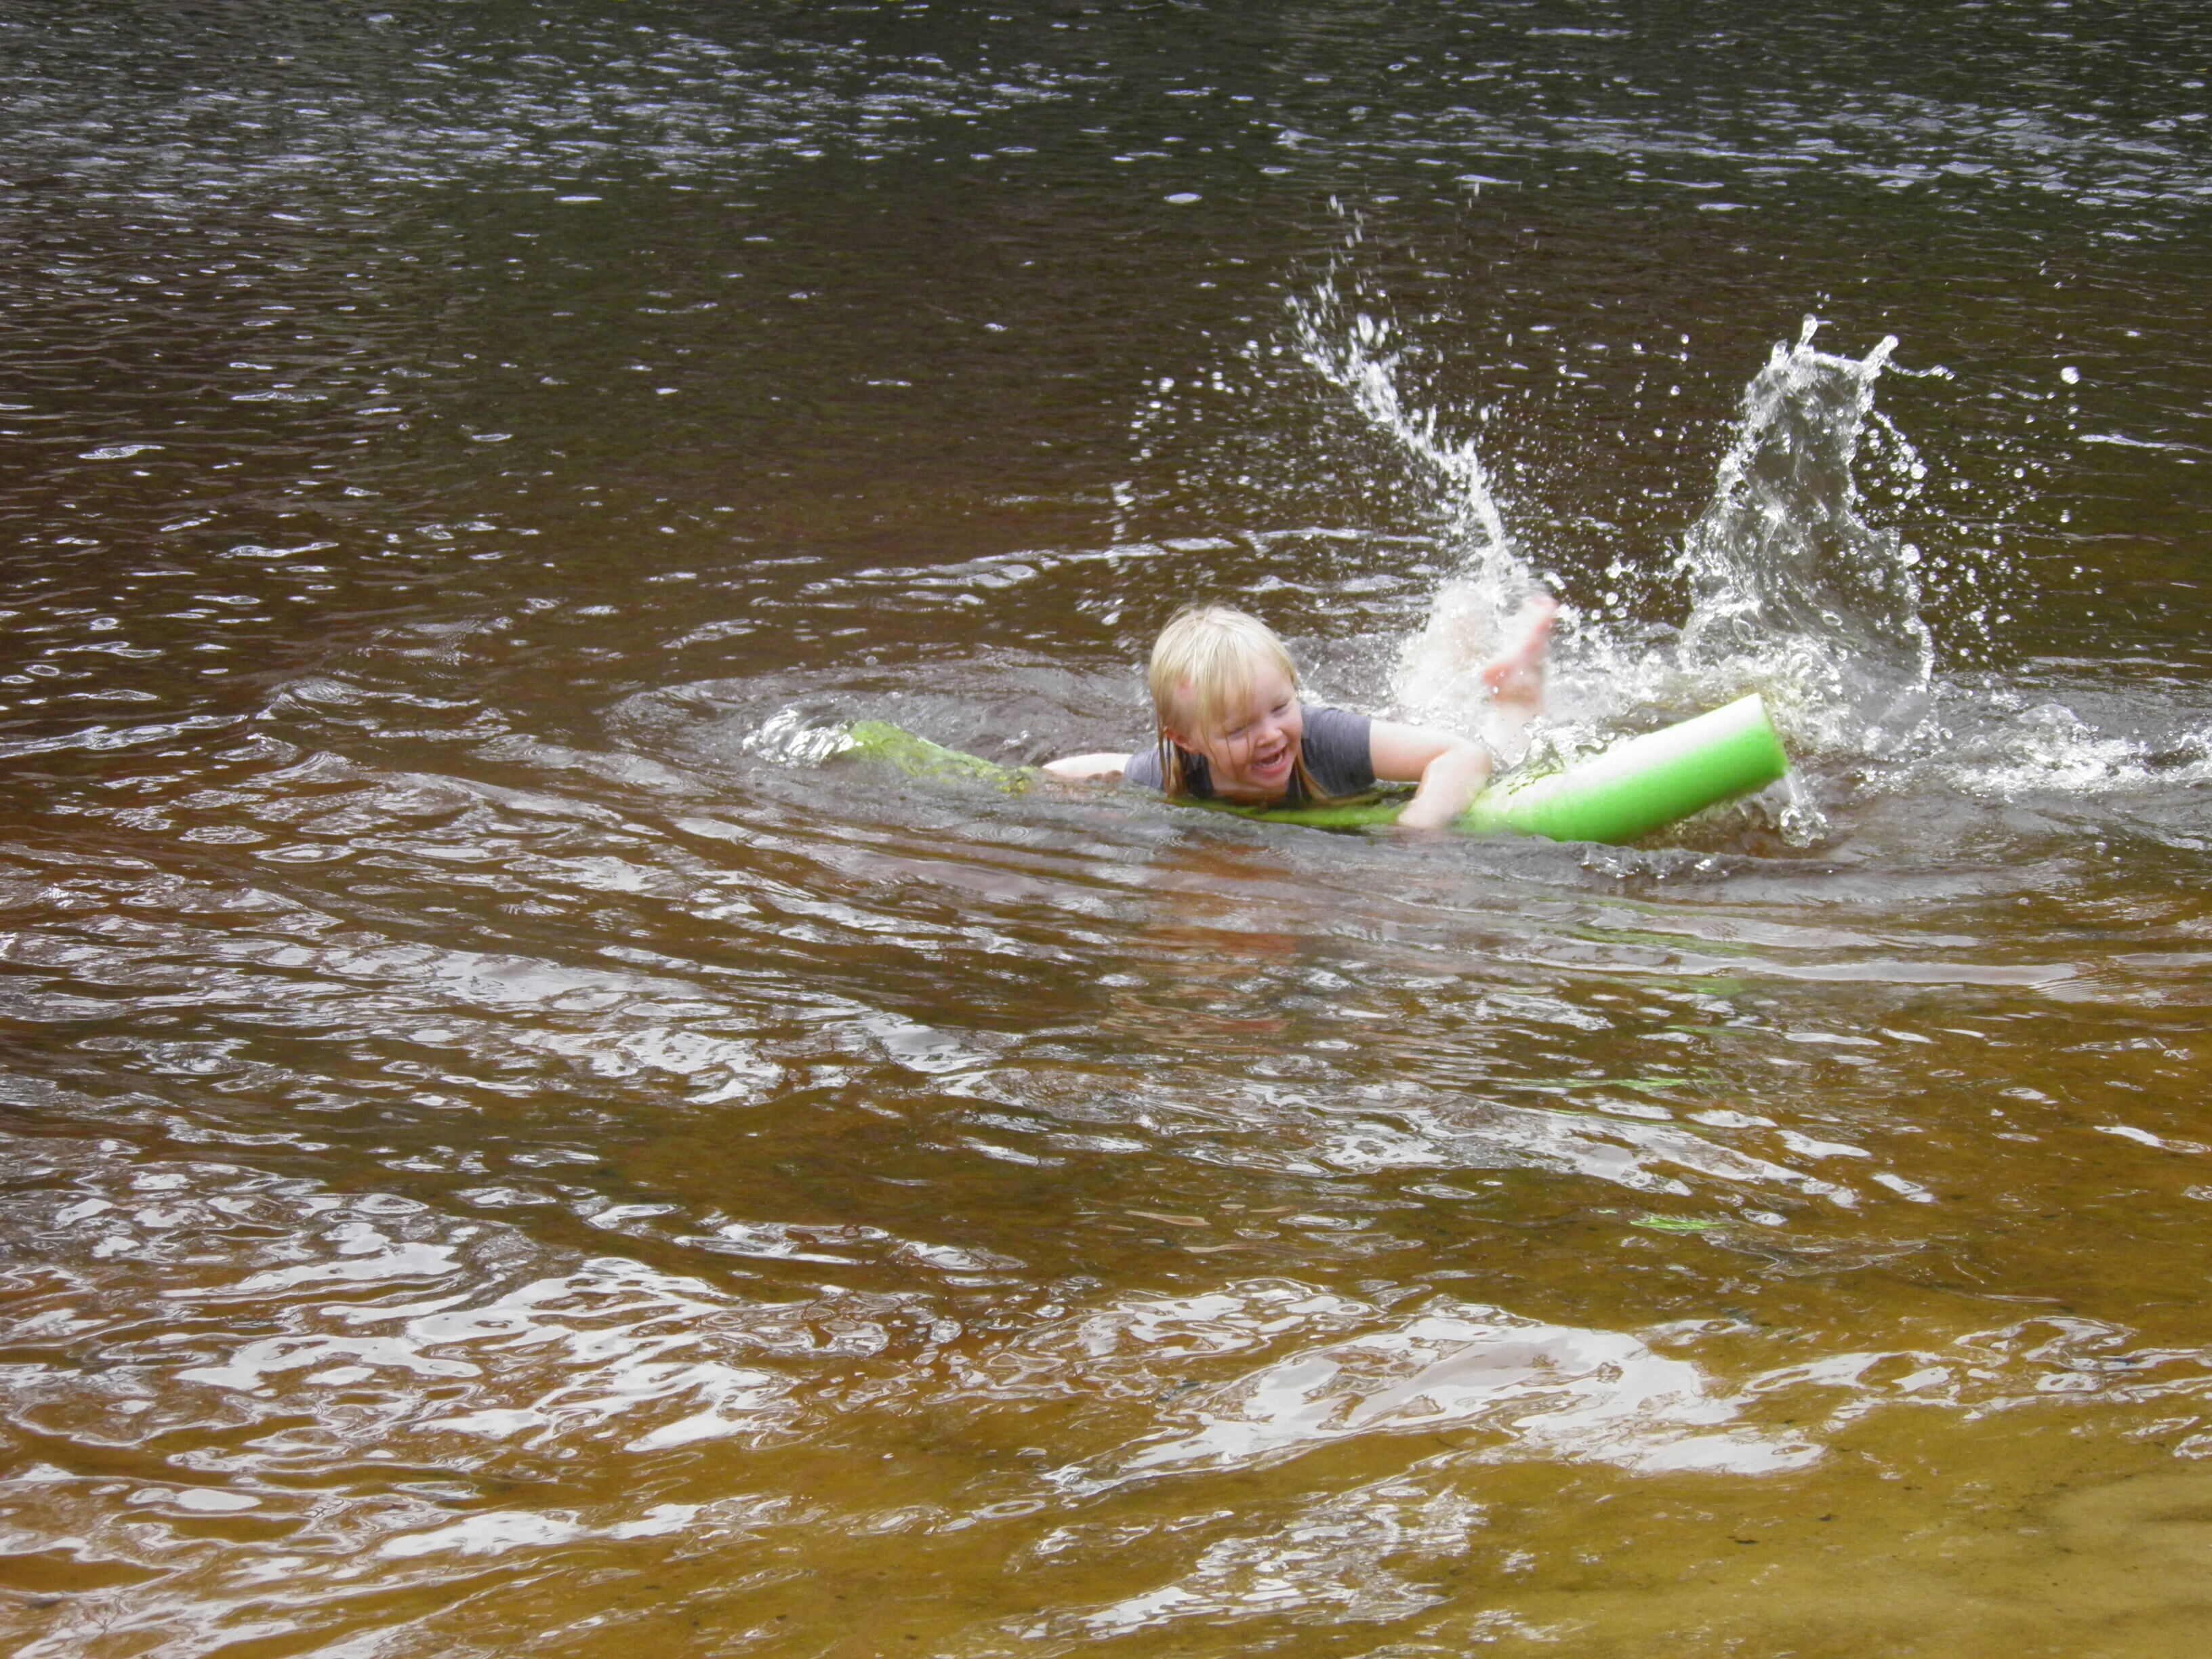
[1166, 661, 1303, 801]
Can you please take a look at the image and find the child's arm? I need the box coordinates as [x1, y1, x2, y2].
[1369, 722, 1491, 831]
[1042, 752, 1132, 781]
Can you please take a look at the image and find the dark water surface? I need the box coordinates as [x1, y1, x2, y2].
[5, 2, 2212, 1654]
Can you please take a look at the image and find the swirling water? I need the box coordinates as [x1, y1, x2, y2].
[5, 3, 2212, 1656]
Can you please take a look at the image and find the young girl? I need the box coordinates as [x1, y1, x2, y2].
[1046, 598, 1556, 832]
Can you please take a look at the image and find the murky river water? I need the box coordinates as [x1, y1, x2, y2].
[5, 2, 2212, 1654]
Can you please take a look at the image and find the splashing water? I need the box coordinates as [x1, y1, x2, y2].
[1283, 281, 1550, 733]
[1280, 299, 1938, 775]
[1675, 317, 1934, 749]
[1288, 284, 1514, 565]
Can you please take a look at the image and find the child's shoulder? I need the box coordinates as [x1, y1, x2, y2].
[1121, 745, 1163, 790]
[1300, 705, 1376, 794]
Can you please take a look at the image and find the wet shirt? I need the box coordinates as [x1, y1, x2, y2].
[1123, 705, 1374, 803]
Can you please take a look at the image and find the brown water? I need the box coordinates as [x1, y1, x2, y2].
[6, 2, 2212, 1654]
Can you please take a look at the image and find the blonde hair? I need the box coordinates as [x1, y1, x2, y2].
[1147, 607, 1330, 801]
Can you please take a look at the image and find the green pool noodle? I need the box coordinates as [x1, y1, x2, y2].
[1454, 691, 1788, 842]
[838, 720, 1034, 788]
[835, 693, 1788, 845]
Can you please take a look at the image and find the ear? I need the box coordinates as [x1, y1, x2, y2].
[1159, 680, 1200, 752]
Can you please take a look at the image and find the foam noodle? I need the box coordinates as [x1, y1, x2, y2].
[836, 695, 1789, 846]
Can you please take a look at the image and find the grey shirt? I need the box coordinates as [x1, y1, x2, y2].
[1123, 705, 1375, 803]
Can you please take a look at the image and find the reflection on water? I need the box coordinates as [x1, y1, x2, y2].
[6, 1, 2212, 1655]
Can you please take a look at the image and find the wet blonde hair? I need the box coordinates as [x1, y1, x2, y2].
[1147, 607, 1330, 802]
